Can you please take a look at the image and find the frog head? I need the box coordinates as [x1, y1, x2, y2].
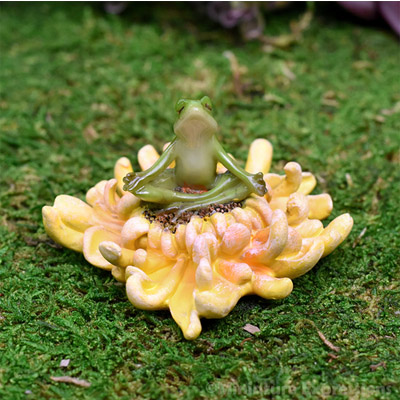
[173, 96, 218, 143]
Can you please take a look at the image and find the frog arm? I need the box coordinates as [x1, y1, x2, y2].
[213, 136, 267, 196]
[123, 139, 177, 192]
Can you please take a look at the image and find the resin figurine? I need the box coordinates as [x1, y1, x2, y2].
[43, 97, 353, 339]
[123, 96, 267, 213]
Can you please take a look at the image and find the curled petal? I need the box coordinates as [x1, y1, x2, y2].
[121, 217, 150, 249]
[83, 227, 120, 270]
[221, 223, 251, 256]
[147, 224, 163, 249]
[245, 197, 272, 226]
[286, 193, 309, 225]
[308, 194, 333, 220]
[103, 179, 119, 212]
[161, 230, 178, 259]
[217, 260, 253, 285]
[53, 195, 94, 232]
[86, 180, 107, 206]
[126, 257, 186, 309]
[294, 219, 324, 238]
[114, 157, 133, 195]
[271, 238, 325, 279]
[138, 145, 160, 171]
[253, 273, 293, 299]
[195, 258, 213, 290]
[245, 138, 273, 174]
[112, 266, 126, 282]
[320, 213, 353, 257]
[168, 266, 201, 340]
[42, 205, 85, 252]
[116, 192, 141, 220]
[99, 241, 135, 267]
[194, 278, 250, 319]
[243, 209, 288, 264]
[297, 172, 317, 195]
[273, 162, 302, 197]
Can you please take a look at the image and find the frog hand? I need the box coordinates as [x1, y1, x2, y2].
[123, 172, 147, 194]
[248, 172, 268, 196]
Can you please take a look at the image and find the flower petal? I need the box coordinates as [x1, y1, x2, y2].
[114, 157, 133, 195]
[245, 139, 273, 174]
[138, 144, 160, 171]
[42, 206, 85, 252]
[83, 226, 121, 269]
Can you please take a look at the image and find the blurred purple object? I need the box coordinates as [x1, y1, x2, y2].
[339, 1, 400, 35]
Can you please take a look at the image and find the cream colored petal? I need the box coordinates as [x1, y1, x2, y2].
[112, 266, 126, 282]
[297, 172, 317, 195]
[195, 258, 213, 291]
[121, 217, 150, 249]
[216, 162, 227, 174]
[272, 162, 302, 197]
[242, 209, 288, 264]
[126, 257, 186, 309]
[264, 173, 284, 189]
[231, 207, 253, 231]
[320, 213, 353, 257]
[210, 212, 227, 239]
[174, 224, 187, 250]
[147, 223, 163, 249]
[252, 273, 293, 299]
[245, 138, 273, 174]
[185, 217, 203, 254]
[308, 194, 333, 220]
[42, 206, 84, 252]
[220, 223, 251, 256]
[86, 180, 107, 206]
[53, 195, 94, 232]
[116, 192, 141, 220]
[245, 196, 272, 226]
[167, 263, 202, 340]
[217, 260, 253, 285]
[103, 179, 119, 211]
[279, 227, 302, 257]
[293, 219, 324, 238]
[194, 277, 251, 319]
[138, 144, 160, 171]
[286, 193, 309, 225]
[271, 238, 325, 279]
[161, 230, 178, 259]
[83, 226, 120, 270]
[269, 196, 288, 212]
[99, 241, 135, 267]
[114, 157, 133, 195]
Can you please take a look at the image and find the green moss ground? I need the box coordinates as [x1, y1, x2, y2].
[0, 3, 399, 399]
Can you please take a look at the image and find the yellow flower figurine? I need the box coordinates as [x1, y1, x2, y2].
[43, 97, 353, 339]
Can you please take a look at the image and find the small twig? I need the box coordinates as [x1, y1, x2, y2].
[352, 227, 367, 248]
[317, 329, 341, 353]
[51, 376, 91, 388]
[296, 319, 340, 353]
[370, 362, 386, 371]
[240, 338, 253, 346]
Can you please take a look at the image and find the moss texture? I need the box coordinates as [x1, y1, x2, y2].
[0, 3, 399, 399]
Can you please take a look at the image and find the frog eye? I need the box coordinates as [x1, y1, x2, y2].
[175, 99, 187, 114]
[200, 96, 212, 112]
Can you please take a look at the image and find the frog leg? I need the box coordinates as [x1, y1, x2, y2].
[136, 173, 235, 204]
[163, 176, 252, 214]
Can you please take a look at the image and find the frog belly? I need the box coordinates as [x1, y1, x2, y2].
[175, 156, 216, 188]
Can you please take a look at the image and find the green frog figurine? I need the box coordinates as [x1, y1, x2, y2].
[123, 96, 267, 212]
